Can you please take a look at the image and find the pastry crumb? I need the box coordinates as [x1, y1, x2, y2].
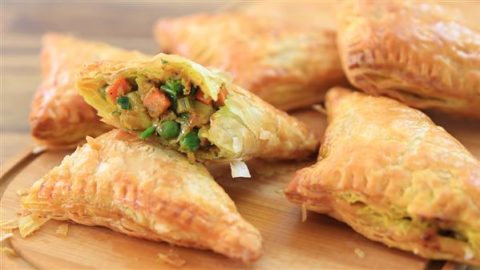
[464, 247, 474, 260]
[0, 232, 13, 242]
[157, 249, 186, 267]
[354, 248, 365, 258]
[312, 104, 327, 115]
[16, 189, 29, 197]
[32, 146, 47, 154]
[0, 247, 16, 257]
[301, 204, 308, 222]
[55, 223, 69, 237]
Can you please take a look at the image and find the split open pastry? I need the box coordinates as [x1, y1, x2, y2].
[30, 33, 147, 149]
[20, 129, 262, 263]
[76, 53, 318, 162]
[154, 12, 346, 111]
[285, 87, 480, 265]
[337, 0, 480, 118]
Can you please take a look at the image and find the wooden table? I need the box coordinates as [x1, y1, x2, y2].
[2, 1, 480, 269]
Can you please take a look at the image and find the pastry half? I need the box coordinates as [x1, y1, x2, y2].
[29, 33, 147, 149]
[337, 0, 480, 118]
[285, 87, 480, 265]
[154, 12, 346, 111]
[76, 53, 318, 162]
[21, 129, 262, 263]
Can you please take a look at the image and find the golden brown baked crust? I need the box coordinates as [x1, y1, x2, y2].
[337, 0, 480, 118]
[21, 129, 262, 263]
[285, 87, 480, 265]
[29, 33, 146, 149]
[154, 12, 346, 111]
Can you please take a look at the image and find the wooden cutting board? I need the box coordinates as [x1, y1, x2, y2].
[2, 109, 479, 270]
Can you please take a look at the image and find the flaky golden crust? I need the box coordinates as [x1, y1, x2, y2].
[285, 87, 480, 265]
[77, 53, 319, 161]
[29, 33, 146, 149]
[22, 129, 262, 262]
[154, 13, 346, 111]
[337, 0, 480, 118]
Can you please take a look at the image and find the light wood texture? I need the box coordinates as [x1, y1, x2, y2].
[0, 110, 435, 270]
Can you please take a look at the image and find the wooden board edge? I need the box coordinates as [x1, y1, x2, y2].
[0, 146, 36, 179]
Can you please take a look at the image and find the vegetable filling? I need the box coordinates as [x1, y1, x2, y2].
[102, 75, 226, 154]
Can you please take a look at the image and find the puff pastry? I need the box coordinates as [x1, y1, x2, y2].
[29, 33, 147, 148]
[76, 53, 318, 162]
[285, 87, 480, 265]
[154, 12, 346, 111]
[21, 129, 262, 262]
[337, 0, 480, 118]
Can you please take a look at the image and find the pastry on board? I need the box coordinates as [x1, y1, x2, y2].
[20, 129, 262, 263]
[76, 53, 318, 162]
[30, 33, 147, 149]
[154, 12, 346, 111]
[337, 0, 480, 118]
[285, 87, 480, 265]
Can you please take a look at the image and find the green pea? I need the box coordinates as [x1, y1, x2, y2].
[180, 130, 200, 152]
[157, 120, 180, 139]
[116, 96, 131, 110]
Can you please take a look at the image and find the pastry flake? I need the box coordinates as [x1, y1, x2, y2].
[154, 12, 346, 111]
[21, 129, 262, 263]
[29, 33, 147, 149]
[76, 53, 318, 162]
[285, 87, 480, 265]
[337, 0, 480, 118]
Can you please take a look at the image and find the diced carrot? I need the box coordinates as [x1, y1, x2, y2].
[107, 77, 131, 101]
[217, 88, 228, 106]
[143, 87, 171, 118]
[195, 90, 212, 105]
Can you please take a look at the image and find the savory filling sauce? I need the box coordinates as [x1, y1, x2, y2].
[100, 75, 226, 155]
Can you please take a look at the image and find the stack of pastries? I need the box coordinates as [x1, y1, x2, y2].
[20, 0, 479, 266]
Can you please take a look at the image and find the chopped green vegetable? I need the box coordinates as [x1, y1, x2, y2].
[180, 130, 200, 152]
[178, 112, 190, 123]
[112, 110, 121, 116]
[99, 85, 107, 100]
[161, 78, 184, 101]
[157, 120, 180, 139]
[190, 85, 198, 97]
[161, 59, 169, 64]
[139, 125, 156, 139]
[176, 97, 192, 113]
[116, 96, 131, 110]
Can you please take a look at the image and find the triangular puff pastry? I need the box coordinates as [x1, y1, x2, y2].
[285, 87, 480, 265]
[76, 53, 318, 162]
[337, 0, 480, 118]
[29, 33, 147, 148]
[21, 129, 262, 262]
[154, 12, 346, 111]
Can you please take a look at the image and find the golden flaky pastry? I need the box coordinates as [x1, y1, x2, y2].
[29, 33, 147, 149]
[337, 0, 480, 118]
[21, 129, 262, 263]
[154, 12, 346, 111]
[77, 53, 318, 162]
[285, 87, 480, 265]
